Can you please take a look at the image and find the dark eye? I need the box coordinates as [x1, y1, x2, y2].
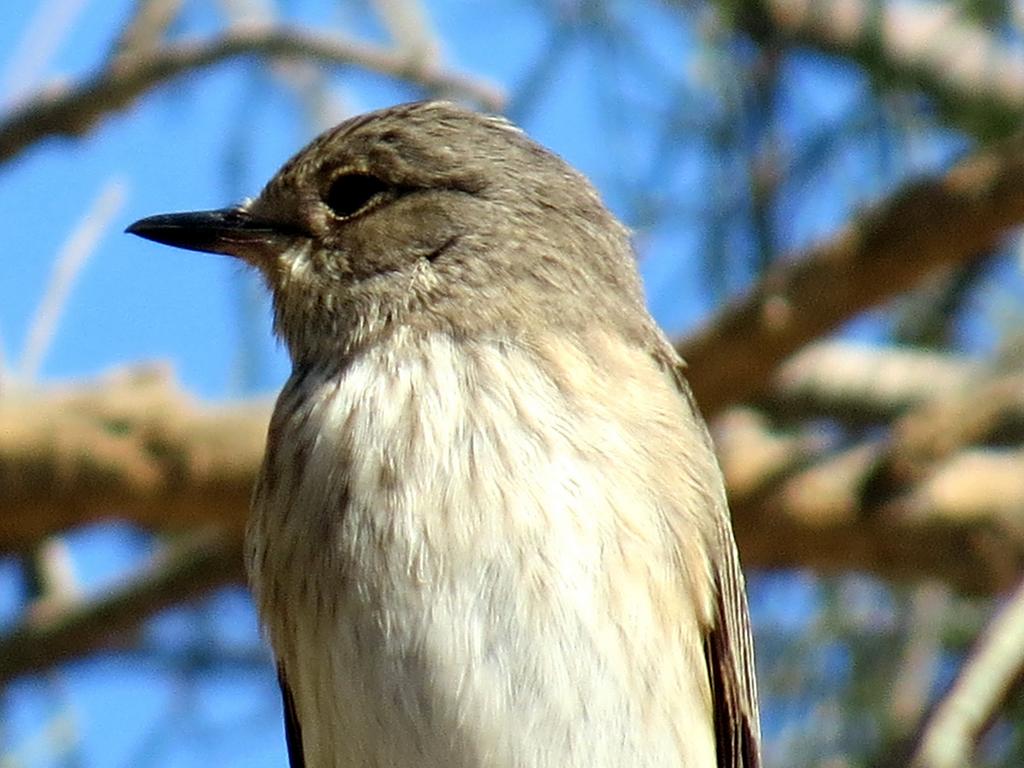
[323, 173, 389, 218]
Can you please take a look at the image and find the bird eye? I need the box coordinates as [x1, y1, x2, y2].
[323, 173, 389, 219]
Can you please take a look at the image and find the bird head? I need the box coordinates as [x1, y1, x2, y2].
[127, 101, 647, 365]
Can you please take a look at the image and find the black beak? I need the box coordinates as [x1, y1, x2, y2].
[125, 207, 290, 259]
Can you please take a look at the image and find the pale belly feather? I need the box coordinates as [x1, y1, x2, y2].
[246, 332, 718, 768]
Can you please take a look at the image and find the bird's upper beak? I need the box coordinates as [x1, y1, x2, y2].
[125, 207, 292, 261]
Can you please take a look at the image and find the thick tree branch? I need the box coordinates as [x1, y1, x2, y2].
[0, 24, 504, 165]
[3, 351, 1023, 677]
[715, 413, 1024, 596]
[2, 377, 1022, 680]
[0, 365, 266, 550]
[866, 368, 1024, 500]
[4, 366, 1023, 595]
[719, 423, 1024, 595]
[766, 341, 982, 425]
[720, 353, 1024, 595]
[677, 132, 1024, 417]
[720, 0, 1024, 141]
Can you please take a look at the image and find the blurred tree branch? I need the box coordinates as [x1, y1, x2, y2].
[4, 351, 1023, 595]
[765, 341, 983, 425]
[4, 345, 1024, 680]
[0, 527, 241, 683]
[0, 23, 503, 165]
[864, 367, 1024, 501]
[909, 577, 1024, 767]
[0, 364, 265, 550]
[110, 0, 185, 62]
[678, 130, 1024, 417]
[718, 0, 1024, 141]
[721, 418, 1024, 594]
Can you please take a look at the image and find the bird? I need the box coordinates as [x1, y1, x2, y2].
[127, 100, 761, 768]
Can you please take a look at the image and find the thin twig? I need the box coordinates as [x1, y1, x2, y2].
[1, 0, 91, 106]
[889, 584, 950, 737]
[718, 0, 1024, 140]
[372, 0, 443, 67]
[25, 538, 86, 765]
[110, 0, 186, 62]
[910, 578, 1024, 767]
[18, 178, 127, 383]
[0, 527, 242, 683]
[0, 24, 505, 165]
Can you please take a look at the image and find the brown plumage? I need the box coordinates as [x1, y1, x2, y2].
[128, 101, 761, 768]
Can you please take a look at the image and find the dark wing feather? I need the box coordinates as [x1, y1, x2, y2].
[705, 524, 762, 768]
[278, 665, 306, 768]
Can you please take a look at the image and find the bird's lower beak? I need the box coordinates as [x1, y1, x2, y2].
[125, 207, 291, 260]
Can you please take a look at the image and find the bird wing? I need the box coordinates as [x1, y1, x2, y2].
[278, 665, 307, 768]
[660, 348, 762, 768]
[705, 517, 762, 768]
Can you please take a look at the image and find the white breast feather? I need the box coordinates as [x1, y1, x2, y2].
[247, 331, 719, 768]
